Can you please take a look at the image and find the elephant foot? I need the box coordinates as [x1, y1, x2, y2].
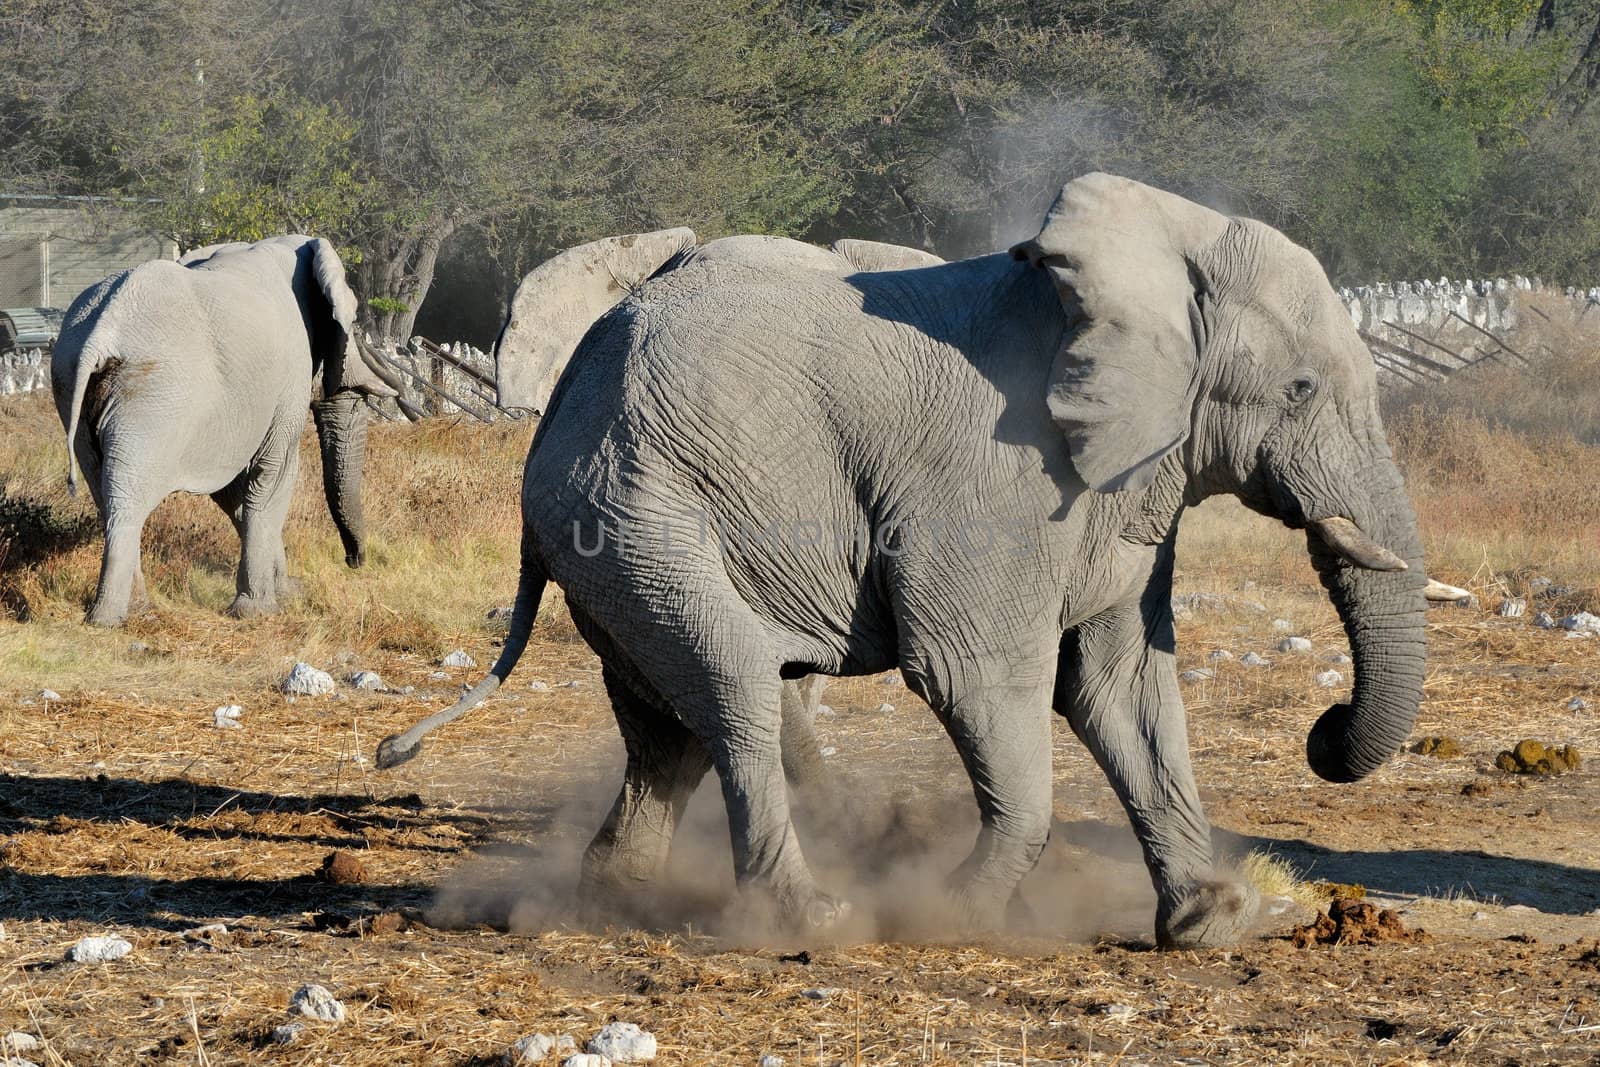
[1156, 878, 1259, 949]
[226, 593, 280, 619]
[85, 603, 128, 628]
[722, 882, 853, 938]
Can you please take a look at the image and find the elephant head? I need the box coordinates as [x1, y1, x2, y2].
[1012, 173, 1425, 784]
[494, 228, 699, 413]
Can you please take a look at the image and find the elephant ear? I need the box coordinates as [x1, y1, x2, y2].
[495, 227, 697, 412]
[308, 238, 395, 397]
[1009, 172, 1229, 493]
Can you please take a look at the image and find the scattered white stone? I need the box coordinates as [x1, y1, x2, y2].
[1315, 670, 1344, 689]
[271, 1023, 306, 1046]
[427, 671, 450, 681]
[128, 641, 150, 654]
[1533, 611, 1557, 629]
[801, 988, 841, 1000]
[349, 670, 384, 691]
[1561, 612, 1600, 634]
[1567, 632, 1593, 641]
[2, 1057, 40, 1067]
[289, 984, 346, 1024]
[874, 702, 895, 713]
[563, 1056, 610, 1067]
[556, 680, 583, 688]
[1471, 910, 1489, 921]
[1240, 652, 1270, 667]
[1170, 598, 1194, 621]
[1326, 652, 1352, 665]
[282, 662, 335, 697]
[1206, 649, 1234, 663]
[1240, 600, 1268, 613]
[1569, 697, 1589, 712]
[65, 935, 131, 963]
[183, 923, 228, 944]
[759, 1057, 785, 1067]
[1276, 636, 1313, 654]
[37, 689, 60, 703]
[815, 704, 836, 719]
[1178, 669, 1214, 683]
[588, 1022, 656, 1063]
[879, 673, 904, 686]
[820, 746, 838, 758]
[1088, 1002, 1137, 1020]
[400, 685, 416, 695]
[1498, 597, 1526, 618]
[441, 649, 476, 668]
[1271, 618, 1293, 631]
[504, 1033, 577, 1065]
[528, 680, 550, 691]
[1529, 576, 1553, 593]
[1, 1035, 39, 1054]
[212, 705, 243, 729]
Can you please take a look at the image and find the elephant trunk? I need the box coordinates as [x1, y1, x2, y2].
[312, 392, 369, 568]
[1303, 452, 1427, 783]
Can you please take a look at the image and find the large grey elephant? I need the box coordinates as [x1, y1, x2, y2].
[382, 173, 1427, 947]
[494, 231, 942, 413]
[52, 235, 396, 626]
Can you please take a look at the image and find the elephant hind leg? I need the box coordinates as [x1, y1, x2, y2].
[217, 419, 303, 618]
[86, 504, 157, 627]
[579, 661, 714, 924]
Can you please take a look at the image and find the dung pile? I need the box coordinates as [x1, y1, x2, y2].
[1494, 739, 1582, 775]
[1291, 897, 1428, 948]
[1411, 736, 1464, 758]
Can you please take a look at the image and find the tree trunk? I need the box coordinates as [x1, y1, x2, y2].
[357, 217, 454, 344]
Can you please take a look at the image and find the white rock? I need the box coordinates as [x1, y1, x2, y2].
[1315, 670, 1344, 688]
[1206, 649, 1233, 663]
[349, 670, 384, 691]
[563, 1056, 610, 1067]
[588, 1022, 656, 1062]
[1326, 652, 1352, 665]
[874, 702, 895, 713]
[65, 935, 131, 963]
[760, 1058, 785, 1067]
[1276, 636, 1313, 654]
[1569, 697, 1589, 712]
[505, 1033, 577, 1065]
[1271, 618, 1293, 631]
[1088, 1002, 1137, 1020]
[814, 704, 837, 719]
[282, 663, 335, 697]
[37, 689, 60, 702]
[1533, 611, 1557, 629]
[1170, 599, 1194, 621]
[1240, 652, 1270, 667]
[428, 671, 450, 681]
[801, 987, 841, 999]
[556, 680, 583, 688]
[289, 983, 346, 1024]
[528, 680, 550, 691]
[213, 705, 243, 729]
[820, 746, 838, 758]
[1, 1057, 40, 1067]
[271, 1022, 306, 1046]
[1561, 612, 1600, 634]
[1, 1035, 39, 1054]
[441, 649, 476, 668]
[1178, 669, 1213, 683]
[879, 673, 904, 686]
[1497, 597, 1526, 618]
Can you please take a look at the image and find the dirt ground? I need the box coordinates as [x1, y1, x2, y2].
[2, 399, 1599, 1064]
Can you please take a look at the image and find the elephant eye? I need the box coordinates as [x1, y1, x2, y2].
[1286, 374, 1318, 405]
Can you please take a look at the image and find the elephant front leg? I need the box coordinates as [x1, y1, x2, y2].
[1058, 601, 1258, 948]
[219, 427, 302, 618]
[920, 666, 1055, 930]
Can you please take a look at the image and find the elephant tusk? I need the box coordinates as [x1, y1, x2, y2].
[1311, 516, 1408, 572]
[1423, 578, 1472, 603]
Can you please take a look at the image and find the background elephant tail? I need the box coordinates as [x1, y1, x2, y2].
[60, 339, 115, 498]
[374, 526, 549, 770]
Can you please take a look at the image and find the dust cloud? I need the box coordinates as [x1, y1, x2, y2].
[428, 745, 1160, 947]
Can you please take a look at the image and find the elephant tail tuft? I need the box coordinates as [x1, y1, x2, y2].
[373, 527, 549, 770]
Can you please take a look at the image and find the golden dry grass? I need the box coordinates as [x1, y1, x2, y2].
[2, 337, 1599, 1066]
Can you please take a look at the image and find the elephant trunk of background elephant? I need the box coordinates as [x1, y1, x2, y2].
[312, 393, 369, 568]
[1303, 451, 1426, 783]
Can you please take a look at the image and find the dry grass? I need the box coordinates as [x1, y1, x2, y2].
[2, 359, 1600, 1065]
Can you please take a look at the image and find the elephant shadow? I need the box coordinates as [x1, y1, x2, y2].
[0, 772, 559, 931]
[1057, 817, 1600, 916]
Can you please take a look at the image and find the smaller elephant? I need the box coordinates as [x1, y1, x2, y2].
[51, 235, 396, 626]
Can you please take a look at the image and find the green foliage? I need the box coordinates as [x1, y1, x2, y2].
[157, 91, 366, 251]
[367, 296, 410, 316]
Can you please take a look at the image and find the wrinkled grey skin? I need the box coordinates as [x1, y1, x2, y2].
[494, 231, 944, 413]
[51, 235, 395, 627]
[386, 173, 1425, 947]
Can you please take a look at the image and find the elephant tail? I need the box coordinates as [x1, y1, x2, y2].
[62, 341, 112, 498]
[374, 526, 548, 770]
